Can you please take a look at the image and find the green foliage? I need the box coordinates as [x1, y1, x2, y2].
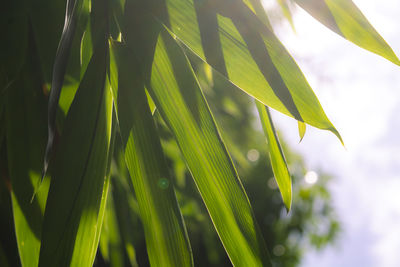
[0, 0, 397, 266]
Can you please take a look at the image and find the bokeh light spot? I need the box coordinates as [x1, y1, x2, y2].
[273, 244, 285, 256]
[247, 149, 260, 162]
[304, 171, 318, 184]
[158, 178, 169, 190]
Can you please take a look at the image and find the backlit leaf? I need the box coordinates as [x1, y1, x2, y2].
[294, 0, 400, 65]
[148, 28, 271, 266]
[39, 43, 113, 267]
[110, 41, 193, 267]
[256, 103, 292, 210]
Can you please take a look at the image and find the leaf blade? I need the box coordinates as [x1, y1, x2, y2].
[158, 0, 341, 140]
[256, 103, 292, 210]
[42, 0, 85, 179]
[39, 43, 113, 267]
[294, 0, 400, 65]
[148, 29, 271, 266]
[110, 41, 193, 267]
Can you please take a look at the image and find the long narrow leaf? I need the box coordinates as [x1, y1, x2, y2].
[38, 43, 113, 267]
[191, 3, 292, 210]
[42, 0, 85, 179]
[298, 121, 306, 142]
[256, 103, 292, 210]
[294, 0, 400, 65]
[148, 28, 271, 266]
[5, 30, 50, 267]
[110, 41, 193, 267]
[156, 0, 341, 141]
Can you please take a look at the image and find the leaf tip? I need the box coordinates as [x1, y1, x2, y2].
[328, 126, 345, 147]
[298, 121, 306, 143]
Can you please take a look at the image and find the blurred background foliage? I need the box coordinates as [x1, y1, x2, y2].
[92, 57, 339, 267]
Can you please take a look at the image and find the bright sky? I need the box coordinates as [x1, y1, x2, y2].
[263, 0, 400, 266]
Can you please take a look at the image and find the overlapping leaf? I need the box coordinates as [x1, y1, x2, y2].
[5, 30, 50, 267]
[294, 0, 400, 65]
[191, 1, 293, 209]
[42, 0, 86, 179]
[147, 28, 271, 266]
[256, 103, 292, 210]
[109, 41, 193, 267]
[38, 43, 113, 267]
[157, 0, 340, 141]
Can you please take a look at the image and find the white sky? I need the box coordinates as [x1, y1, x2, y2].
[263, 0, 400, 266]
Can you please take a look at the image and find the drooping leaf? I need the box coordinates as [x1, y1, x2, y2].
[298, 121, 306, 142]
[190, 3, 292, 210]
[156, 0, 341, 142]
[277, 0, 296, 31]
[148, 28, 271, 266]
[99, 185, 125, 267]
[42, 0, 86, 179]
[38, 41, 113, 267]
[294, 0, 400, 65]
[110, 41, 193, 267]
[111, 152, 141, 267]
[5, 29, 50, 267]
[256, 103, 292, 210]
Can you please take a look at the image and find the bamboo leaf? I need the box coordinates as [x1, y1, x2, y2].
[277, 0, 296, 31]
[190, 3, 292, 210]
[99, 185, 125, 267]
[110, 41, 193, 267]
[157, 0, 341, 142]
[294, 0, 400, 65]
[38, 43, 113, 267]
[111, 153, 141, 267]
[42, 0, 86, 179]
[256, 103, 292, 210]
[148, 28, 271, 266]
[298, 121, 306, 142]
[5, 30, 50, 267]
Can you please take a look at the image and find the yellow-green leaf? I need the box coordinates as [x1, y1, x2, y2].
[5, 33, 50, 267]
[294, 0, 400, 65]
[39, 44, 113, 267]
[256, 103, 292, 210]
[148, 28, 271, 266]
[158, 0, 341, 141]
[298, 121, 306, 142]
[110, 41, 193, 267]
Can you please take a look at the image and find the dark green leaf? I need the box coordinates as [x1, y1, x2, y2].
[110, 41, 193, 267]
[39, 43, 113, 267]
[42, 0, 86, 179]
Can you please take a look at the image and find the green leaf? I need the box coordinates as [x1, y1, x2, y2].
[294, 0, 400, 65]
[187, 5, 292, 210]
[111, 154, 141, 267]
[277, 0, 296, 31]
[42, 0, 86, 179]
[148, 28, 271, 266]
[99, 185, 125, 267]
[110, 41, 193, 267]
[5, 30, 50, 267]
[298, 121, 306, 142]
[0, 0, 28, 80]
[256, 103, 292, 210]
[38, 43, 113, 267]
[158, 0, 341, 141]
